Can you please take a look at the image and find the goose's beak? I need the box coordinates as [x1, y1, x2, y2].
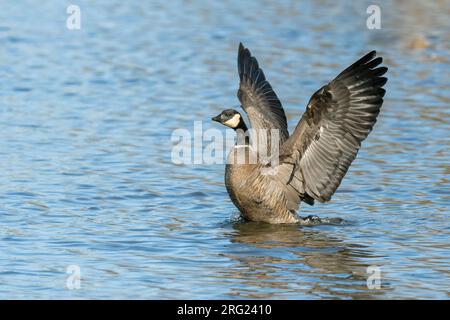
[212, 115, 221, 122]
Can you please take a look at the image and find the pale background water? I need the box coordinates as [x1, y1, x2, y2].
[0, 0, 449, 299]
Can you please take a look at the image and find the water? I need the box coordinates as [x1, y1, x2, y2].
[0, 0, 449, 299]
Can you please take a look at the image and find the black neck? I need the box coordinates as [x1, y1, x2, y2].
[234, 119, 249, 145]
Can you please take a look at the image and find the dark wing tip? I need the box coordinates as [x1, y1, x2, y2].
[364, 50, 377, 61]
[334, 50, 388, 86]
[238, 43, 253, 79]
[378, 76, 388, 87]
[238, 42, 249, 61]
[238, 43, 265, 87]
[377, 66, 388, 75]
[238, 42, 245, 62]
[354, 50, 377, 67]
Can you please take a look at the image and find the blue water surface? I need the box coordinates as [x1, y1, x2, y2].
[0, 0, 449, 299]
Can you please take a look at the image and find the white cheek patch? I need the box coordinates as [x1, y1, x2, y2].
[224, 114, 240, 128]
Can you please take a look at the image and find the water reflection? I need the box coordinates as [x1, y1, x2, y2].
[223, 222, 390, 299]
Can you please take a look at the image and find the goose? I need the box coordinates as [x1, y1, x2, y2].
[212, 43, 388, 224]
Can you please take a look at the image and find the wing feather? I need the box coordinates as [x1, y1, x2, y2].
[237, 43, 289, 145]
[278, 50, 388, 204]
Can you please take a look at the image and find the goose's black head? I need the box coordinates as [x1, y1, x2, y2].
[212, 109, 247, 131]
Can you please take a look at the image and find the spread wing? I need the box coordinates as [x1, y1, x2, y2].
[237, 43, 289, 145]
[278, 50, 388, 204]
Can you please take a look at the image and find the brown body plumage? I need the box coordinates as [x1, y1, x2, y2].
[212, 43, 388, 224]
